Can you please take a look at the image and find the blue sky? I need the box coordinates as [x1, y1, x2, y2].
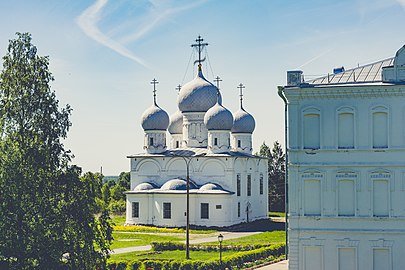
[1, 0, 405, 175]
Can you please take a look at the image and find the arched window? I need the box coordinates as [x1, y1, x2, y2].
[337, 107, 354, 149]
[372, 106, 388, 148]
[303, 108, 320, 149]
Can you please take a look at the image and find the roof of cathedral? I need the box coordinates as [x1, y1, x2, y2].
[204, 100, 233, 131]
[126, 180, 233, 194]
[127, 147, 266, 158]
[177, 65, 221, 113]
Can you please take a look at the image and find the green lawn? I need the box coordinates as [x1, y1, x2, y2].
[268, 212, 286, 217]
[110, 249, 236, 261]
[199, 231, 285, 247]
[111, 214, 126, 226]
[111, 232, 183, 249]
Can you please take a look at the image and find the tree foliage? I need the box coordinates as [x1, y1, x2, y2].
[0, 33, 112, 269]
[259, 141, 286, 212]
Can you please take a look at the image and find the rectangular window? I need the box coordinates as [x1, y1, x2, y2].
[373, 112, 388, 148]
[237, 174, 241, 196]
[304, 114, 320, 149]
[201, 203, 209, 219]
[373, 180, 389, 217]
[238, 202, 240, 217]
[176, 141, 179, 148]
[216, 205, 222, 209]
[259, 174, 264, 195]
[338, 180, 355, 216]
[338, 113, 354, 149]
[247, 174, 252, 196]
[304, 246, 322, 270]
[132, 202, 139, 218]
[373, 248, 390, 270]
[304, 180, 321, 216]
[214, 138, 218, 145]
[150, 137, 154, 145]
[338, 248, 356, 270]
[163, 203, 171, 219]
[238, 140, 241, 147]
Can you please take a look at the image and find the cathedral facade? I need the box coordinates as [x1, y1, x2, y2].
[281, 45, 405, 270]
[125, 38, 268, 227]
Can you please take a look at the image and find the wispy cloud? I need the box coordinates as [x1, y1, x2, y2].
[76, 0, 149, 67]
[76, 0, 206, 68]
[297, 49, 333, 69]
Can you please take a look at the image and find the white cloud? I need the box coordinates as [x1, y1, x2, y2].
[76, 0, 149, 67]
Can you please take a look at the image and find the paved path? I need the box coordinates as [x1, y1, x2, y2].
[110, 231, 261, 255]
[254, 260, 288, 270]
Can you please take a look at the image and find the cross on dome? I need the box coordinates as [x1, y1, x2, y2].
[151, 78, 159, 104]
[214, 76, 222, 89]
[176, 84, 181, 94]
[191, 35, 208, 66]
[238, 83, 245, 109]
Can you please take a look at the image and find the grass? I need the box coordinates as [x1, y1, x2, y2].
[268, 212, 286, 217]
[198, 231, 285, 247]
[111, 232, 183, 249]
[110, 249, 237, 261]
[111, 214, 126, 226]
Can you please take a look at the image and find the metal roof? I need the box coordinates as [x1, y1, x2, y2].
[306, 57, 394, 85]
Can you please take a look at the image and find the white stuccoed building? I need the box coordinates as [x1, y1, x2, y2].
[125, 38, 268, 227]
[280, 45, 405, 270]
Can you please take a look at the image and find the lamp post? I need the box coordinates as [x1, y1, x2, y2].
[177, 153, 206, 260]
[218, 233, 224, 269]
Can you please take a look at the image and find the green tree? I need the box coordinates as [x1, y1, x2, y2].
[0, 33, 112, 269]
[117, 171, 130, 190]
[259, 141, 286, 212]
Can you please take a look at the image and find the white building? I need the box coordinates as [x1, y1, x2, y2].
[125, 38, 268, 227]
[280, 45, 405, 270]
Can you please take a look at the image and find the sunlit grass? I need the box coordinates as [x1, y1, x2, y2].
[111, 232, 183, 249]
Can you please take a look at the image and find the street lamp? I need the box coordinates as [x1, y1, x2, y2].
[218, 233, 224, 269]
[176, 153, 206, 260]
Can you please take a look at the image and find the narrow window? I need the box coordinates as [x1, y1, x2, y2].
[237, 174, 241, 196]
[150, 137, 154, 146]
[338, 248, 356, 270]
[373, 112, 388, 148]
[259, 173, 264, 195]
[216, 205, 222, 209]
[373, 180, 389, 217]
[132, 202, 139, 218]
[338, 180, 355, 216]
[338, 112, 354, 149]
[304, 180, 321, 216]
[247, 174, 252, 196]
[303, 113, 320, 149]
[214, 138, 218, 146]
[163, 202, 171, 219]
[238, 140, 241, 148]
[238, 202, 241, 217]
[373, 248, 390, 270]
[176, 141, 179, 148]
[201, 203, 209, 219]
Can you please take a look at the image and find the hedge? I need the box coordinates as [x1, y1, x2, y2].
[151, 241, 272, 252]
[106, 243, 285, 270]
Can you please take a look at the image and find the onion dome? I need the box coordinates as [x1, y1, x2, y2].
[160, 179, 197, 191]
[134, 182, 157, 191]
[232, 108, 255, 133]
[141, 78, 170, 131]
[141, 103, 169, 131]
[204, 101, 233, 130]
[168, 110, 183, 134]
[199, 183, 223, 191]
[177, 65, 221, 112]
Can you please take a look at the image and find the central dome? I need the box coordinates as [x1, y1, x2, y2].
[177, 66, 221, 113]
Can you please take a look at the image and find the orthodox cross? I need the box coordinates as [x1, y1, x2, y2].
[151, 78, 159, 104]
[214, 76, 222, 89]
[176, 84, 181, 94]
[191, 35, 208, 65]
[238, 83, 245, 108]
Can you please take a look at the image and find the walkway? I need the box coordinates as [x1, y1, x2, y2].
[110, 231, 261, 255]
[254, 260, 288, 270]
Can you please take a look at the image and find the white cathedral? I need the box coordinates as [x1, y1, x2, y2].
[281, 44, 405, 270]
[125, 37, 268, 227]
